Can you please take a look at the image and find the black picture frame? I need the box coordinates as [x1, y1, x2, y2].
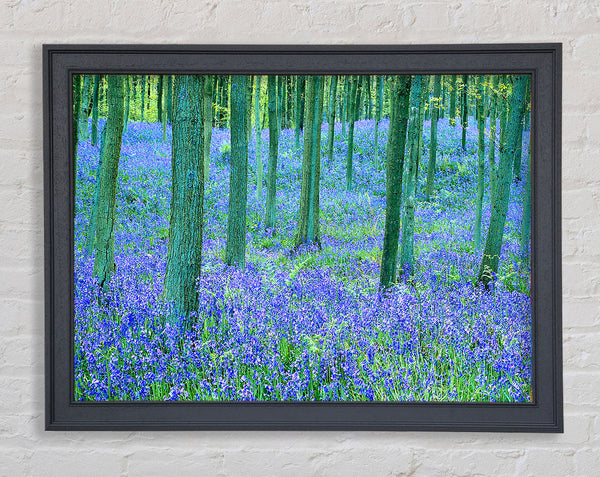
[44, 44, 562, 432]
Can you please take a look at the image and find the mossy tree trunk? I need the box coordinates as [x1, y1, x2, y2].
[379, 75, 412, 289]
[326, 75, 338, 164]
[78, 75, 90, 141]
[91, 75, 100, 146]
[225, 75, 249, 268]
[461, 75, 468, 151]
[449, 75, 457, 126]
[163, 75, 205, 321]
[254, 75, 263, 201]
[345, 76, 359, 191]
[294, 76, 324, 247]
[478, 75, 529, 286]
[92, 75, 125, 289]
[123, 76, 130, 136]
[374, 75, 384, 167]
[520, 147, 531, 260]
[474, 75, 486, 249]
[265, 75, 279, 230]
[294, 76, 305, 149]
[140, 75, 146, 122]
[488, 75, 498, 200]
[157, 75, 163, 126]
[341, 76, 347, 137]
[425, 75, 441, 201]
[72, 74, 81, 157]
[202, 76, 213, 182]
[399, 75, 423, 277]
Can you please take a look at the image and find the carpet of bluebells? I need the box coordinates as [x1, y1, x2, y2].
[75, 116, 532, 402]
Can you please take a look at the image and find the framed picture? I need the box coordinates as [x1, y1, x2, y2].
[44, 44, 562, 431]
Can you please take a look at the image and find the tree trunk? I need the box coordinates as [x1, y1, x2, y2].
[294, 76, 325, 247]
[512, 78, 528, 181]
[379, 76, 412, 289]
[92, 75, 125, 289]
[399, 75, 423, 276]
[166, 75, 173, 124]
[123, 76, 130, 136]
[163, 75, 205, 320]
[79, 75, 91, 141]
[265, 75, 279, 230]
[326, 75, 338, 164]
[425, 75, 441, 201]
[414, 79, 427, 181]
[277, 75, 284, 133]
[73, 75, 81, 156]
[254, 75, 263, 201]
[341, 76, 347, 137]
[374, 75, 384, 167]
[157, 75, 163, 126]
[488, 75, 498, 200]
[140, 75, 146, 122]
[225, 75, 249, 268]
[449, 75, 457, 126]
[246, 76, 253, 142]
[461, 75, 468, 151]
[294, 76, 305, 149]
[345, 76, 359, 191]
[84, 124, 107, 256]
[474, 75, 486, 249]
[202, 76, 213, 182]
[477, 75, 529, 286]
[520, 147, 531, 260]
[91, 75, 100, 146]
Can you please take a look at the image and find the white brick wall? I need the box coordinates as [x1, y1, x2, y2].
[1, 1, 598, 475]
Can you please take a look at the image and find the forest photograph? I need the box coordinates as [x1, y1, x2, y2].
[73, 72, 532, 402]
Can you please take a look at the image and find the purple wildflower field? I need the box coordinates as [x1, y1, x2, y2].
[75, 116, 532, 402]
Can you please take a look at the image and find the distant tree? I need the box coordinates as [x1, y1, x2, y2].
[277, 75, 285, 133]
[520, 147, 531, 260]
[414, 77, 427, 180]
[374, 75, 384, 166]
[294, 76, 325, 247]
[78, 75, 91, 141]
[166, 75, 173, 124]
[91, 75, 100, 146]
[294, 76, 306, 149]
[345, 76, 360, 191]
[123, 76, 130, 135]
[461, 75, 468, 151]
[449, 75, 457, 126]
[157, 75, 163, 126]
[487, 75, 499, 199]
[399, 75, 424, 276]
[473, 75, 485, 248]
[379, 75, 412, 289]
[326, 75, 338, 164]
[341, 76, 347, 137]
[72, 75, 82, 155]
[140, 75, 146, 122]
[512, 77, 530, 181]
[425, 75, 441, 201]
[92, 75, 125, 289]
[265, 75, 279, 230]
[163, 75, 205, 320]
[202, 76, 213, 182]
[478, 75, 529, 286]
[225, 75, 249, 268]
[254, 75, 264, 201]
